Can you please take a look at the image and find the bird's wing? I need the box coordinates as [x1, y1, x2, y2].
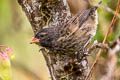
[66, 1, 102, 40]
[58, 6, 98, 44]
[63, 9, 92, 38]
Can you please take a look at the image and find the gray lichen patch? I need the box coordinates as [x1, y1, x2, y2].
[18, 0, 71, 33]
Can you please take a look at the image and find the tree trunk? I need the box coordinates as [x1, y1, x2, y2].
[17, 0, 89, 80]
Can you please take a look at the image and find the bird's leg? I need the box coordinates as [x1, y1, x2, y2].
[39, 48, 46, 52]
[76, 43, 109, 58]
[88, 43, 110, 54]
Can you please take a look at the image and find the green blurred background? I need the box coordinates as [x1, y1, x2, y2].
[0, 0, 120, 80]
[0, 0, 49, 80]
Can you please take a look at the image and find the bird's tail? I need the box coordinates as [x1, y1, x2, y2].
[90, 1, 102, 14]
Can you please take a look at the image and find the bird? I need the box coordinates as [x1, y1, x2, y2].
[30, 2, 101, 55]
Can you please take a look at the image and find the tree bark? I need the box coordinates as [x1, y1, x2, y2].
[17, 0, 89, 80]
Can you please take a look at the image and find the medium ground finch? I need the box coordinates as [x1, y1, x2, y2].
[30, 2, 101, 56]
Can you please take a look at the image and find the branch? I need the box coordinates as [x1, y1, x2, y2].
[40, 48, 55, 80]
[85, 0, 120, 80]
[100, 37, 120, 80]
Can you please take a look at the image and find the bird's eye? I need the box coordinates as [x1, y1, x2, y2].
[40, 34, 44, 37]
[39, 32, 47, 37]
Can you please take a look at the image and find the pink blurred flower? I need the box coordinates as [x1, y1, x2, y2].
[6, 47, 12, 53]
[6, 47, 12, 57]
[0, 46, 13, 60]
[0, 51, 8, 60]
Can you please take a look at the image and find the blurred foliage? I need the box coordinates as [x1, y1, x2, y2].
[0, 0, 49, 80]
[0, 0, 120, 80]
[0, 47, 13, 80]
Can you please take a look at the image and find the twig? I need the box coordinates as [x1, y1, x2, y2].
[0, 45, 8, 47]
[85, 0, 120, 80]
[89, 0, 120, 19]
[100, 5, 120, 19]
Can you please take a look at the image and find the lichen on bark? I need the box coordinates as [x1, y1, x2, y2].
[17, 0, 71, 33]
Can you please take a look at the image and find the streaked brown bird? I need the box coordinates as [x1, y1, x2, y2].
[30, 2, 101, 55]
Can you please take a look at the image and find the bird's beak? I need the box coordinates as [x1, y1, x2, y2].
[30, 37, 39, 44]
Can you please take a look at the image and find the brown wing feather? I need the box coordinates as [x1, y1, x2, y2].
[57, 7, 98, 51]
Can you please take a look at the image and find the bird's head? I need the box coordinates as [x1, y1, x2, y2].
[30, 28, 58, 49]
